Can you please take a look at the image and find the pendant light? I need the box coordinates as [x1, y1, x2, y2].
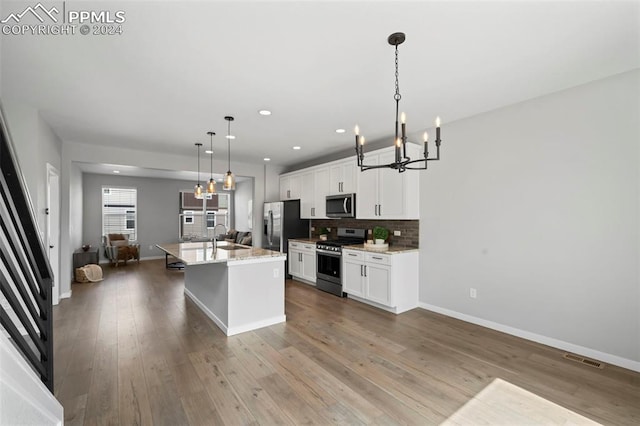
[223, 116, 236, 191]
[206, 131, 216, 194]
[194, 142, 204, 199]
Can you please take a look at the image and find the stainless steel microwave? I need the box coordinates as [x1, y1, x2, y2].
[326, 193, 356, 218]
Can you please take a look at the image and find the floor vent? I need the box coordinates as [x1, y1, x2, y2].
[563, 353, 604, 369]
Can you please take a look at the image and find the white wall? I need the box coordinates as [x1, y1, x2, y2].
[419, 70, 640, 369]
[2, 101, 63, 236]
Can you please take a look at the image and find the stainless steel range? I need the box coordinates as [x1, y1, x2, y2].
[316, 228, 366, 296]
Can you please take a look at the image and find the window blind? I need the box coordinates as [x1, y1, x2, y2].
[102, 187, 137, 239]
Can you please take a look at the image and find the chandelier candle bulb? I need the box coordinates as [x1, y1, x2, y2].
[436, 116, 441, 142]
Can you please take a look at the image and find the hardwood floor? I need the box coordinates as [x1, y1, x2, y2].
[53, 259, 639, 425]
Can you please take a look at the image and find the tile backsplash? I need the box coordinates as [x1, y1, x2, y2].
[311, 219, 419, 247]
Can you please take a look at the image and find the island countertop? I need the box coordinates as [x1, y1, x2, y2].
[156, 241, 286, 266]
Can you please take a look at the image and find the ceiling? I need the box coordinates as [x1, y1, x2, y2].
[2, 1, 639, 177]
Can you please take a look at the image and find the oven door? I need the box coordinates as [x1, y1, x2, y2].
[316, 249, 341, 284]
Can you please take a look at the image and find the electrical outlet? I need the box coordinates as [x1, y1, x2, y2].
[149, 245, 154, 250]
[273, 268, 279, 278]
[311, 226, 315, 231]
[393, 230, 401, 236]
[470, 288, 477, 299]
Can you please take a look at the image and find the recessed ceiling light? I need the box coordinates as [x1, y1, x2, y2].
[226, 135, 236, 140]
[292, 146, 301, 150]
[264, 157, 271, 161]
[205, 150, 213, 154]
[259, 110, 272, 116]
[113, 170, 120, 174]
[335, 128, 346, 134]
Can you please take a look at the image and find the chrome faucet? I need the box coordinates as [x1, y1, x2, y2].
[212, 224, 227, 253]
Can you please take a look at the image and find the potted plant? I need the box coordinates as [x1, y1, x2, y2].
[372, 226, 389, 245]
[319, 227, 329, 241]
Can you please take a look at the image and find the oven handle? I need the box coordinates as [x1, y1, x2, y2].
[316, 249, 341, 257]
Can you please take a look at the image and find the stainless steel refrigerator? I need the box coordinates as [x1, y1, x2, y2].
[263, 200, 309, 275]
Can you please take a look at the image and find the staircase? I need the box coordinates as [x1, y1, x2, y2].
[0, 102, 63, 424]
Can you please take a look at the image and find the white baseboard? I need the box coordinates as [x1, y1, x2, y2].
[418, 302, 640, 373]
[60, 291, 72, 299]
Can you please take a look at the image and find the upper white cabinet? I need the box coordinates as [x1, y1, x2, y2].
[356, 144, 420, 220]
[280, 174, 302, 200]
[329, 158, 357, 195]
[280, 145, 419, 219]
[299, 167, 330, 219]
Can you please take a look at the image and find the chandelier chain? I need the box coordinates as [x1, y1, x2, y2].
[394, 45, 401, 101]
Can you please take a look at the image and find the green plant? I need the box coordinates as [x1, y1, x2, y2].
[372, 226, 389, 241]
[319, 227, 329, 235]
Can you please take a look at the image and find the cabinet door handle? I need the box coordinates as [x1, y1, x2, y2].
[378, 204, 382, 216]
[360, 264, 363, 276]
[364, 265, 367, 277]
[374, 205, 378, 216]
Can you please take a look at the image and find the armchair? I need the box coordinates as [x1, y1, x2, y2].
[104, 233, 140, 267]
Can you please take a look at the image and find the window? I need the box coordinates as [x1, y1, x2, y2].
[102, 187, 137, 240]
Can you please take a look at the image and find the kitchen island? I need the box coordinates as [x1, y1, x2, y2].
[156, 241, 287, 336]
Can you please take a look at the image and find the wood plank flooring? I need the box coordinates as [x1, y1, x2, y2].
[53, 259, 640, 425]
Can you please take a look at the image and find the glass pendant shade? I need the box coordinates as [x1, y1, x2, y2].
[207, 178, 216, 194]
[223, 171, 235, 191]
[194, 183, 204, 199]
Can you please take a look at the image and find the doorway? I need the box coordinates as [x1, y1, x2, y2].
[46, 164, 60, 305]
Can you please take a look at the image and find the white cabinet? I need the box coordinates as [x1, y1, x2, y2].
[300, 171, 315, 218]
[280, 174, 302, 200]
[342, 249, 418, 314]
[288, 241, 316, 284]
[356, 144, 420, 219]
[329, 158, 357, 195]
[343, 250, 366, 297]
[300, 168, 330, 219]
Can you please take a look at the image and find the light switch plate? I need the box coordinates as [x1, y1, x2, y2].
[393, 230, 401, 236]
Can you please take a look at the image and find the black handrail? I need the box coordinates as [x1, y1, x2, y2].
[0, 102, 54, 392]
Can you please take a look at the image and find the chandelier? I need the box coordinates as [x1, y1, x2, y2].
[223, 116, 236, 191]
[355, 32, 442, 173]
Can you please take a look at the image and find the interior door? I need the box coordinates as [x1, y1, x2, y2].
[46, 164, 60, 305]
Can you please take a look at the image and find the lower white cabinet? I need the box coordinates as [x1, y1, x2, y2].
[288, 241, 316, 284]
[342, 249, 418, 314]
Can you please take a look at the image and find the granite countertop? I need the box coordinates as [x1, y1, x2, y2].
[288, 238, 320, 244]
[343, 244, 419, 254]
[156, 241, 286, 266]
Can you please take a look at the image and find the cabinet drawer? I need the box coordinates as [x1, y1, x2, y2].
[365, 253, 391, 265]
[302, 244, 315, 251]
[289, 242, 300, 249]
[343, 250, 364, 261]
